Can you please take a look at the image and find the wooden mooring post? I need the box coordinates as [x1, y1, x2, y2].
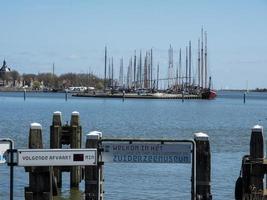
[50, 111, 82, 189]
[85, 131, 104, 200]
[25, 123, 53, 200]
[235, 125, 267, 200]
[50, 111, 62, 189]
[194, 132, 212, 200]
[70, 111, 82, 188]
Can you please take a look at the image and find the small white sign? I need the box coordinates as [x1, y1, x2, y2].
[17, 149, 97, 166]
[0, 141, 11, 164]
[102, 142, 192, 164]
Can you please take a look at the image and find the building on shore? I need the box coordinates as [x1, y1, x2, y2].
[0, 60, 23, 88]
[0, 60, 11, 86]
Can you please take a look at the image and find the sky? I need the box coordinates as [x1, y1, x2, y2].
[0, 0, 267, 89]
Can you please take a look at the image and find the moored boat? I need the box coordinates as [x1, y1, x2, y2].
[201, 88, 217, 99]
[201, 76, 216, 99]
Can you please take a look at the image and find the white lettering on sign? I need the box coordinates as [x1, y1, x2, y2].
[102, 143, 192, 164]
[0, 142, 10, 164]
[17, 149, 97, 166]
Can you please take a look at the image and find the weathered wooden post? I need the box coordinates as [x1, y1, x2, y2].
[70, 111, 82, 188]
[235, 125, 266, 200]
[250, 125, 264, 160]
[25, 123, 53, 200]
[194, 132, 212, 200]
[249, 125, 264, 193]
[85, 131, 103, 200]
[50, 111, 62, 189]
[50, 111, 83, 190]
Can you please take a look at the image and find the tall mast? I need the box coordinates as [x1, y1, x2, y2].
[52, 62, 55, 77]
[201, 27, 204, 88]
[108, 58, 111, 87]
[204, 31, 208, 88]
[168, 45, 173, 88]
[150, 48, 153, 90]
[104, 46, 107, 90]
[198, 39, 200, 87]
[52, 62, 55, 89]
[133, 50, 136, 89]
[144, 52, 148, 89]
[111, 57, 114, 89]
[139, 51, 142, 87]
[179, 48, 182, 86]
[189, 41, 192, 86]
[136, 52, 140, 88]
[147, 51, 150, 89]
[176, 59, 178, 87]
[168, 45, 170, 88]
[127, 59, 130, 88]
[127, 57, 132, 89]
[186, 46, 188, 90]
[119, 58, 124, 88]
[157, 63, 159, 90]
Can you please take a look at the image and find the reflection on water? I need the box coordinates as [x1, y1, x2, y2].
[54, 189, 84, 200]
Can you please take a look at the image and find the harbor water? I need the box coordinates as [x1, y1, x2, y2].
[0, 91, 267, 199]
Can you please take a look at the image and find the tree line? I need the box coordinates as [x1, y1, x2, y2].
[0, 70, 104, 90]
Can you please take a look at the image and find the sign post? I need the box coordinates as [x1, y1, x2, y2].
[16, 149, 97, 167]
[0, 138, 14, 200]
[102, 142, 192, 163]
[101, 139, 196, 200]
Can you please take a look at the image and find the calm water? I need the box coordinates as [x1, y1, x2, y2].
[1, 91, 267, 199]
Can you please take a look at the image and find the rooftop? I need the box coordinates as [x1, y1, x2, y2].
[0, 60, 11, 72]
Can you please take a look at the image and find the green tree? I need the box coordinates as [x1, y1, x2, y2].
[10, 70, 20, 87]
[32, 81, 41, 90]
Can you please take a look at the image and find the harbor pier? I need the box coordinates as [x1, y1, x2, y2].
[73, 92, 203, 100]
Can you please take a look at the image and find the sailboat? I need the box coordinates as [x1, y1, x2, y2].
[201, 76, 217, 99]
[199, 28, 217, 100]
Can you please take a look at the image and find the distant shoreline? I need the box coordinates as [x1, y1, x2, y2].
[1, 88, 267, 93]
[0, 88, 65, 93]
[218, 89, 267, 92]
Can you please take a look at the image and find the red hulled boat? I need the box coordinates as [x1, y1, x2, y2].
[201, 76, 217, 100]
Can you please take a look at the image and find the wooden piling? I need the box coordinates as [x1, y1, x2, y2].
[194, 132, 212, 200]
[249, 125, 264, 193]
[250, 125, 264, 159]
[50, 111, 62, 189]
[25, 123, 53, 200]
[50, 111, 62, 148]
[50, 111, 83, 190]
[85, 131, 103, 200]
[236, 125, 266, 199]
[24, 89, 26, 101]
[70, 111, 82, 188]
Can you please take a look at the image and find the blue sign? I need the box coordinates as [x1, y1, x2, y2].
[102, 143, 192, 164]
